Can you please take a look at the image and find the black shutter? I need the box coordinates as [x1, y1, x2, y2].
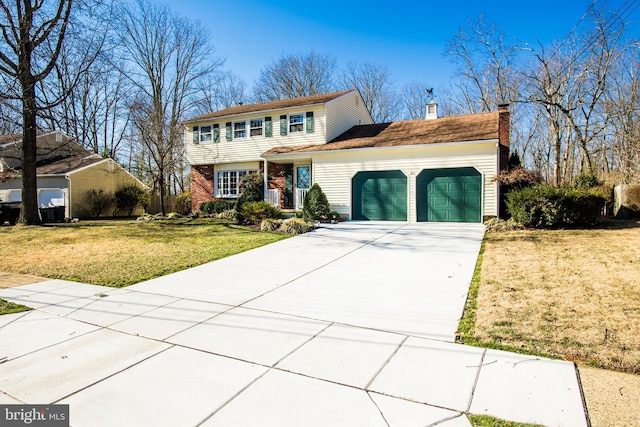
[192, 126, 199, 144]
[280, 115, 287, 136]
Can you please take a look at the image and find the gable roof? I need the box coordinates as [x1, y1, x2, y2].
[0, 131, 104, 175]
[262, 111, 500, 156]
[187, 89, 356, 122]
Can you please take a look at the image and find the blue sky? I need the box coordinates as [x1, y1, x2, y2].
[163, 0, 639, 93]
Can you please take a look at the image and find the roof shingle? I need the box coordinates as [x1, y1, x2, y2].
[262, 111, 500, 156]
[187, 89, 355, 122]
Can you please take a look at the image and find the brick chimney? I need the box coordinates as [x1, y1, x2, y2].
[498, 104, 510, 171]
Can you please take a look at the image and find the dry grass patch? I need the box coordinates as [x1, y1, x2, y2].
[0, 218, 288, 287]
[465, 221, 640, 373]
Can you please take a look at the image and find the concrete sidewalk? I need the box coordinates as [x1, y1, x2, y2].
[0, 222, 588, 426]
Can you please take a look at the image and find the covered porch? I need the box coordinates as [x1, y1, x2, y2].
[261, 156, 312, 211]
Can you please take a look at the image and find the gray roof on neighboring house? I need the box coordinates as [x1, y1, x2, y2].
[262, 111, 500, 156]
[187, 89, 355, 122]
[0, 132, 103, 176]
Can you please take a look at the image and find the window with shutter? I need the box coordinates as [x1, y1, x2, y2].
[289, 113, 304, 133]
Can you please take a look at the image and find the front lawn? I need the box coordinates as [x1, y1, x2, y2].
[0, 218, 289, 288]
[460, 221, 640, 374]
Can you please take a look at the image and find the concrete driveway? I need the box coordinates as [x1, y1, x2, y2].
[0, 222, 588, 426]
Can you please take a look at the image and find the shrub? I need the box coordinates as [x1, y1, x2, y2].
[218, 209, 236, 220]
[240, 201, 284, 225]
[114, 184, 148, 216]
[484, 217, 525, 232]
[627, 185, 640, 212]
[200, 199, 236, 214]
[506, 185, 607, 228]
[174, 191, 192, 215]
[235, 173, 265, 223]
[260, 218, 282, 232]
[494, 167, 543, 189]
[573, 169, 602, 189]
[80, 189, 113, 217]
[278, 217, 313, 235]
[302, 183, 330, 221]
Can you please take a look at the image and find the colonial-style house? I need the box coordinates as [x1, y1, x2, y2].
[185, 89, 510, 222]
[0, 131, 147, 220]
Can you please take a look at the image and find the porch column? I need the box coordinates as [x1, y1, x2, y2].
[263, 159, 268, 201]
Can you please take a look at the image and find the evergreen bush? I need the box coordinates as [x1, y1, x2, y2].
[240, 201, 284, 225]
[302, 183, 330, 221]
[506, 185, 607, 228]
[114, 184, 148, 216]
[174, 191, 192, 215]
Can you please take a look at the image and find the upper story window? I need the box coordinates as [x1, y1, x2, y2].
[199, 125, 212, 143]
[289, 114, 304, 133]
[233, 121, 247, 139]
[250, 119, 264, 137]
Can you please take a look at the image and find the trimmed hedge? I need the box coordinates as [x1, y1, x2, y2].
[200, 199, 236, 214]
[506, 185, 607, 228]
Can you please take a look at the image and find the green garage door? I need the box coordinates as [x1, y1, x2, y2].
[416, 167, 482, 222]
[352, 170, 407, 221]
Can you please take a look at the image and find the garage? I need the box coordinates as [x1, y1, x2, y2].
[416, 167, 482, 222]
[352, 170, 407, 221]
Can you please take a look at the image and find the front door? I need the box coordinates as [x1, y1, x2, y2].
[295, 165, 311, 209]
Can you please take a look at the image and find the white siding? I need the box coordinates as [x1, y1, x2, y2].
[312, 141, 499, 222]
[325, 91, 374, 142]
[186, 107, 327, 165]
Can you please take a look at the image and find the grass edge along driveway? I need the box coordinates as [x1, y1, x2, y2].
[0, 218, 289, 314]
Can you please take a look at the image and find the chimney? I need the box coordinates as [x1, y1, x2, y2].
[498, 103, 510, 171]
[425, 101, 438, 120]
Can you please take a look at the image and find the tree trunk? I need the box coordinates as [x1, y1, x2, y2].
[20, 81, 42, 225]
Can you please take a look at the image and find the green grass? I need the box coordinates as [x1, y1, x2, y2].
[468, 414, 545, 427]
[0, 299, 32, 315]
[0, 218, 289, 288]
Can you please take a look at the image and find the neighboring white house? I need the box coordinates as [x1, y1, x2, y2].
[184, 89, 510, 222]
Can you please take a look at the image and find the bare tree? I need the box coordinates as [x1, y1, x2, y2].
[445, 15, 521, 114]
[195, 70, 247, 114]
[253, 51, 337, 102]
[118, 0, 221, 214]
[0, 0, 74, 224]
[400, 81, 432, 120]
[343, 61, 398, 123]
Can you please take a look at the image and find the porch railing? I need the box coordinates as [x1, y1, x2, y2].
[295, 188, 308, 210]
[266, 189, 279, 206]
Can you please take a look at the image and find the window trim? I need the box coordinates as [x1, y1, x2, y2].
[215, 170, 257, 198]
[233, 121, 247, 140]
[288, 113, 305, 133]
[199, 125, 213, 143]
[250, 118, 264, 137]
